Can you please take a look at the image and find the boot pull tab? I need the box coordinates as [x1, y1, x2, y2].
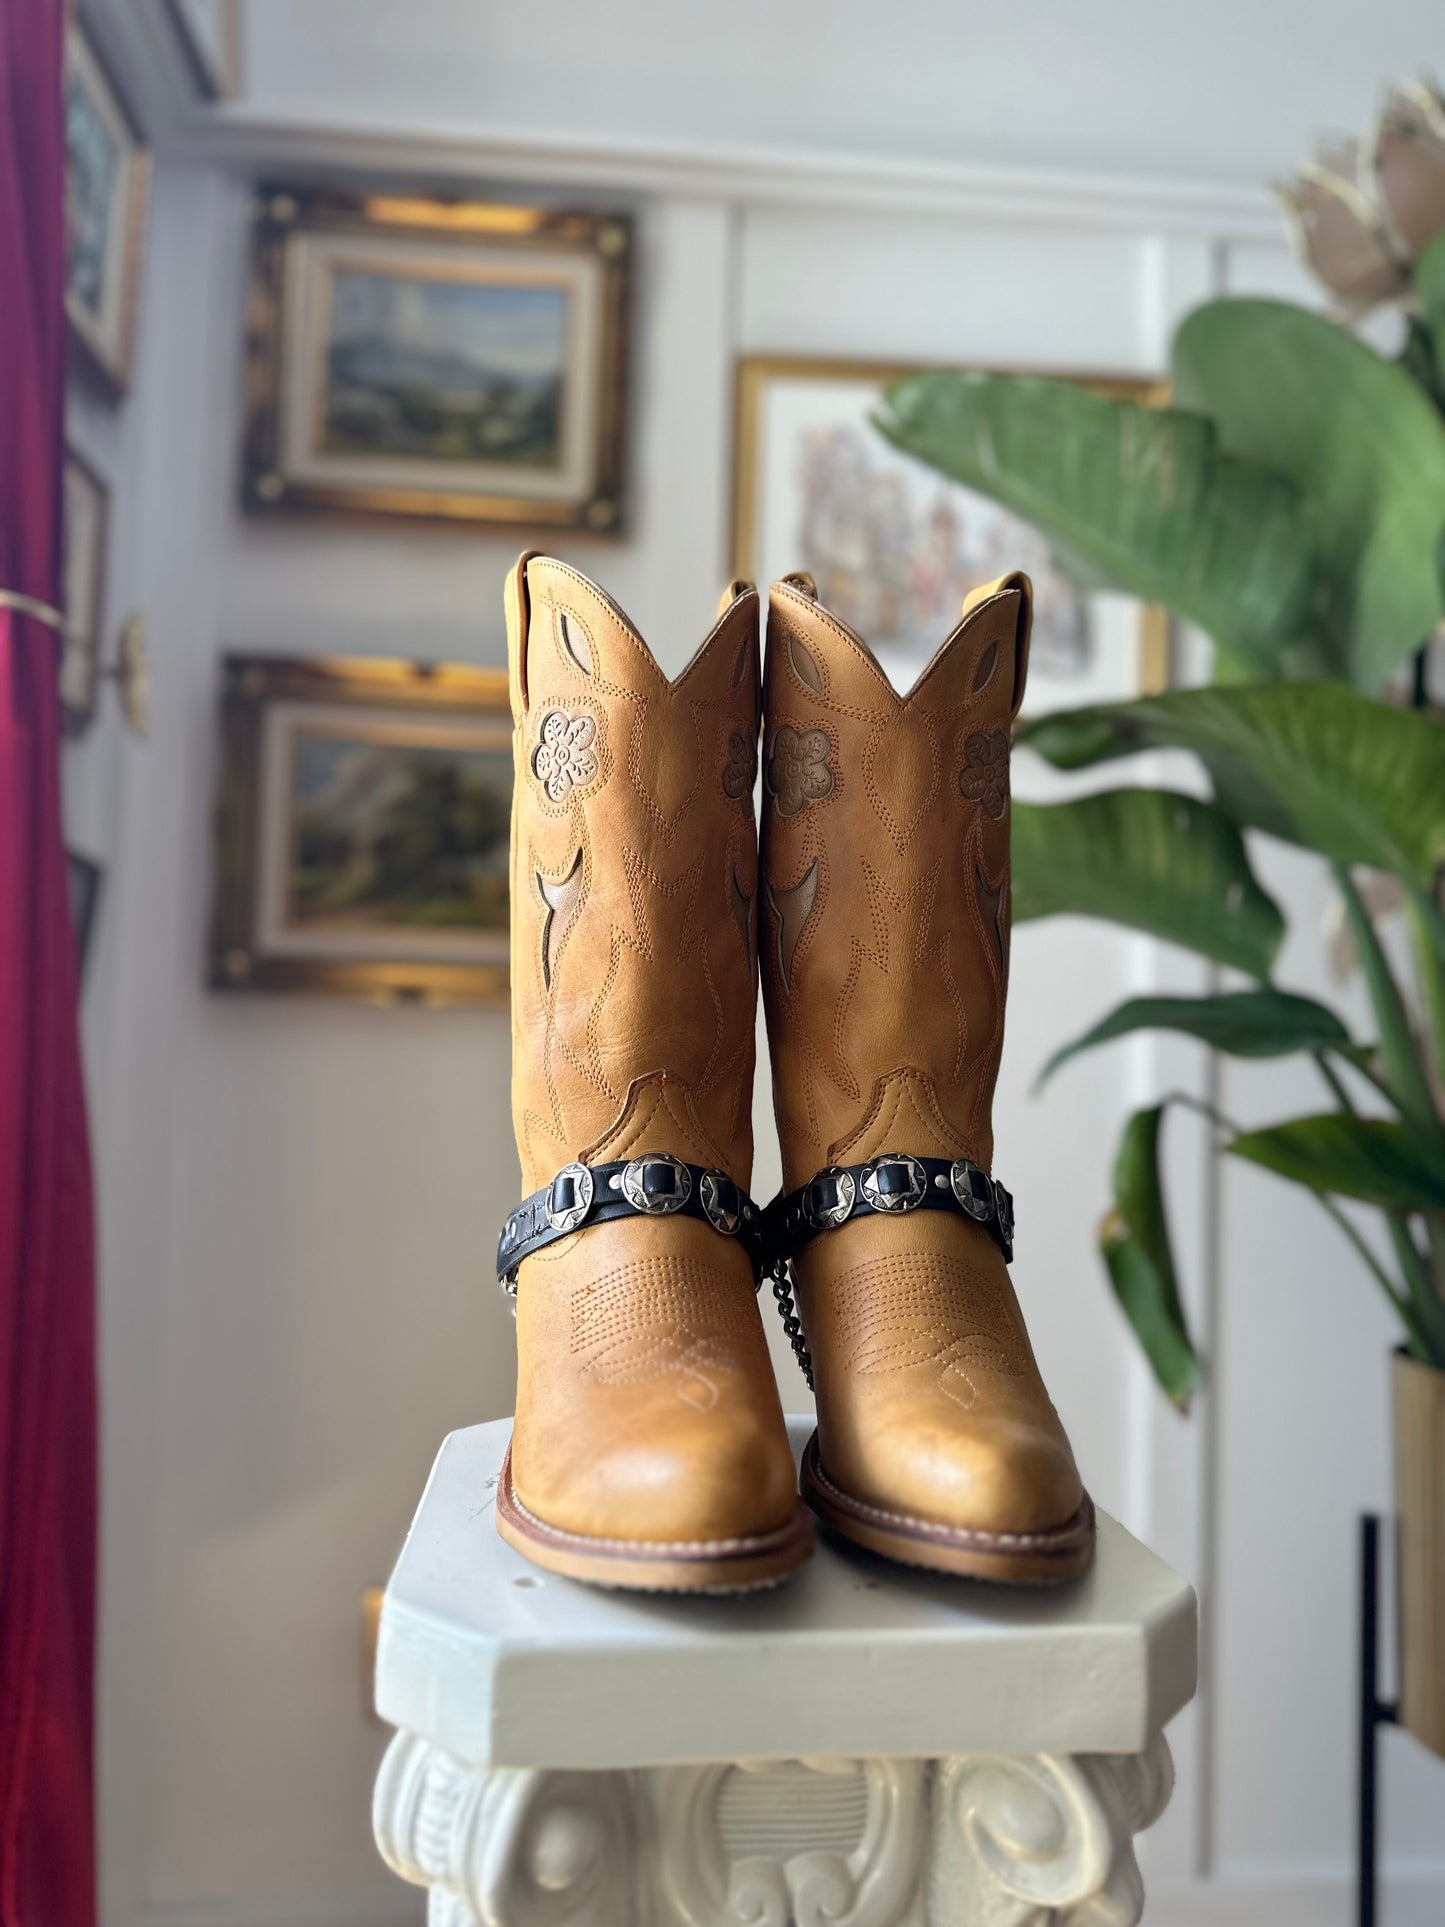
[715, 578, 756, 619]
[505, 549, 549, 723]
[960, 570, 1033, 718]
[779, 571, 818, 600]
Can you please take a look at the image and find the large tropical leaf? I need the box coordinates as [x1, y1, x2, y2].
[1229, 1114, 1445, 1211]
[875, 371, 1314, 670]
[1174, 299, 1445, 689]
[1038, 989, 1352, 1086]
[1101, 1106, 1201, 1410]
[1415, 232, 1445, 385]
[1020, 684, 1445, 889]
[1012, 790, 1283, 976]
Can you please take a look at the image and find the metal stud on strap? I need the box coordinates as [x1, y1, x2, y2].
[545, 1162, 593, 1232]
[621, 1153, 691, 1214]
[860, 1153, 927, 1212]
[761, 1152, 1015, 1267]
[760, 1151, 1017, 1384]
[498, 1155, 763, 1290]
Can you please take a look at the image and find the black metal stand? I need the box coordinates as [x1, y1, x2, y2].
[1358, 1514, 1398, 1927]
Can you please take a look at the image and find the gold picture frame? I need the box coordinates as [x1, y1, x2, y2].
[64, 21, 152, 395]
[732, 355, 1172, 699]
[160, 0, 243, 100]
[242, 187, 633, 531]
[210, 654, 513, 1007]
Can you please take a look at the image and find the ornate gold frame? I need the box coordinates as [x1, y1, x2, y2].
[160, 0, 242, 99]
[242, 187, 633, 531]
[731, 355, 1173, 696]
[210, 654, 512, 1008]
[64, 21, 153, 397]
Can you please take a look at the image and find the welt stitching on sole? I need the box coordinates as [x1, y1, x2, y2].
[502, 1455, 807, 1562]
[804, 1439, 1093, 1554]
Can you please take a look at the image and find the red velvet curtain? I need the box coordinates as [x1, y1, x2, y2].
[0, 0, 99, 1921]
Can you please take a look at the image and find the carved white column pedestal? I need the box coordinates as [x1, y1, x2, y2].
[372, 1420, 1195, 1927]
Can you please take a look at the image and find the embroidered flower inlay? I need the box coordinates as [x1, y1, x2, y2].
[959, 730, 1010, 819]
[722, 729, 758, 812]
[533, 708, 598, 802]
[766, 724, 834, 820]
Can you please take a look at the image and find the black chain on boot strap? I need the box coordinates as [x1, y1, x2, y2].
[497, 1149, 1013, 1400]
[753, 1152, 1015, 1386]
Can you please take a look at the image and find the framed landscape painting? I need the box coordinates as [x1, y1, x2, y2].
[243, 188, 632, 530]
[733, 356, 1170, 708]
[64, 22, 151, 393]
[211, 655, 513, 1006]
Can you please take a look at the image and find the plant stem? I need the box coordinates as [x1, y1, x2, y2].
[1157, 1087, 1242, 1139]
[1334, 865, 1443, 1143]
[1161, 1083, 1443, 1361]
[1315, 1194, 1432, 1360]
[1313, 1050, 1357, 1114]
[1404, 885, 1445, 1090]
[1385, 1217, 1445, 1358]
[1313, 1050, 1444, 1354]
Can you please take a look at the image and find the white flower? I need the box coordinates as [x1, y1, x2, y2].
[1278, 81, 1445, 316]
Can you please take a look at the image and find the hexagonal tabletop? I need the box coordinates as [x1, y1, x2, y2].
[375, 1417, 1197, 1769]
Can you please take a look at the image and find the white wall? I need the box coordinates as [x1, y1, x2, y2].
[236, 0, 1442, 186]
[71, 6, 1445, 1924]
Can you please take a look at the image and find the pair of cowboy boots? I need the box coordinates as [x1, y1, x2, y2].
[494, 552, 1093, 1592]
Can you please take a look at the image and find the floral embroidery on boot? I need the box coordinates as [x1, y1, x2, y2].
[959, 730, 1010, 819]
[766, 724, 834, 819]
[533, 709, 599, 802]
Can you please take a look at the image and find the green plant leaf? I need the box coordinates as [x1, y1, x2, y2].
[1228, 1114, 1445, 1211]
[1174, 299, 1445, 689]
[1038, 989, 1352, 1086]
[1408, 232, 1445, 405]
[1012, 790, 1283, 976]
[874, 371, 1314, 670]
[1019, 684, 1445, 889]
[1101, 1106, 1202, 1410]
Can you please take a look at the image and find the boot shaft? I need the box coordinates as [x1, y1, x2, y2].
[505, 555, 762, 1195]
[759, 572, 1031, 1189]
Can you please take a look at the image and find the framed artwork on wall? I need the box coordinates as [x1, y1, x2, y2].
[160, 0, 242, 99]
[67, 852, 104, 982]
[60, 447, 110, 733]
[242, 187, 633, 531]
[64, 21, 151, 394]
[210, 655, 514, 1006]
[732, 356, 1171, 707]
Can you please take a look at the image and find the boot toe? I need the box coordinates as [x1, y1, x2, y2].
[515, 1400, 799, 1548]
[872, 1412, 1085, 1537]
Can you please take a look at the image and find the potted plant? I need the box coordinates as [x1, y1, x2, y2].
[877, 80, 1445, 1758]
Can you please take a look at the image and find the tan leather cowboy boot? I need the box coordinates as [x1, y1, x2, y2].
[758, 571, 1094, 1583]
[495, 554, 812, 1590]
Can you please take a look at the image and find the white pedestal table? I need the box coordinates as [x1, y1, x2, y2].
[372, 1417, 1197, 1925]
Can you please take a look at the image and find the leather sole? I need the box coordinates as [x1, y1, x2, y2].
[800, 1431, 1096, 1585]
[496, 1442, 815, 1593]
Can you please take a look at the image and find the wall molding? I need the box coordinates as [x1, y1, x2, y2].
[177, 110, 1284, 241]
[87, 2, 1283, 243]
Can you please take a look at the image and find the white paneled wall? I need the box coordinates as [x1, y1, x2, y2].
[72, 9, 1445, 1921]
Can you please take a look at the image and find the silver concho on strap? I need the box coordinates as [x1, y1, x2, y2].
[545, 1161, 594, 1233]
[621, 1153, 692, 1214]
[805, 1166, 856, 1230]
[860, 1153, 927, 1212]
[699, 1169, 742, 1235]
[950, 1156, 995, 1222]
